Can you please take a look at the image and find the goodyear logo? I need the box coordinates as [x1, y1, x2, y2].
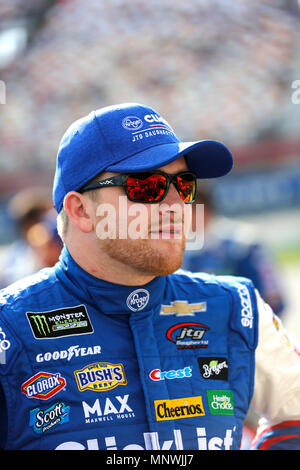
[74, 362, 127, 392]
[154, 396, 205, 421]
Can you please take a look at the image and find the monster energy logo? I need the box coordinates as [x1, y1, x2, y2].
[26, 305, 94, 339]
[31, 315, 51, 336]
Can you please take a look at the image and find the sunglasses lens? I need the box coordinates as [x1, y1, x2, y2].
[177, 174, 196, 202]
[126, 173, 167, 202]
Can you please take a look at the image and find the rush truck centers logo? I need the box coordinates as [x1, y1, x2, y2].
[22, 372, 66, 400]
[154, 396, 205, 421]
[74, 362, 127, 392]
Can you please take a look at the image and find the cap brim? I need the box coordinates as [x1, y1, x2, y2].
[106, 140, 233, 178]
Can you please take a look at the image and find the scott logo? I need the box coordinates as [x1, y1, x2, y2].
[122, 116, 143, 131]
[22, 372, 66, 400]
[29, 402, 70, 434]
[126, 289, 150, 312]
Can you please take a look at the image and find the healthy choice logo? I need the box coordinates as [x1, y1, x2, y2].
[206, 390, 234, 415]
[26, 305, 93, 339]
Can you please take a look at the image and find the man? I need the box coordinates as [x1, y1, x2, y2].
[0, 103, 300, 450]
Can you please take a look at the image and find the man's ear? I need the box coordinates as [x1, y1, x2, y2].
[63, 192, 94, 233]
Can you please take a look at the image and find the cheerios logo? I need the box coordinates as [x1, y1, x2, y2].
[126, 289, 150, 312]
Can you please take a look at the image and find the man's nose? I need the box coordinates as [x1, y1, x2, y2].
[163, 181, 186, 207]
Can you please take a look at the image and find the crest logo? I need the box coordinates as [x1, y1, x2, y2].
[122, 116, 143, 131]
[74, 362, 127, 392]
[126, 289, 150, 312]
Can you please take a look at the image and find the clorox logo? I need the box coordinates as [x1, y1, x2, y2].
[126, 289, 150, 312]
[74, 362, 127, 392]
[122, 116, 143, 131]
[22, 372, 66, 400]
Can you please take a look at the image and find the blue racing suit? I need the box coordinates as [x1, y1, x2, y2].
[0, 246, 299, 450]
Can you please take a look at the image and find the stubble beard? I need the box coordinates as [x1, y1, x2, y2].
[99, 236, 187, 277]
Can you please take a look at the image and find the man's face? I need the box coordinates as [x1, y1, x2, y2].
[90, 156, 192, 276]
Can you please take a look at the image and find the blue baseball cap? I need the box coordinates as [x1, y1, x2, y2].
[53, 102, 233, 212]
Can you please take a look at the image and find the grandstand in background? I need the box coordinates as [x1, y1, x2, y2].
[0, 0, 299, 243]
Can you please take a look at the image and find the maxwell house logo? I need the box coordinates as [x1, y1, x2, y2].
[22, 372, 66, 400]
[74, 362, 127, 392]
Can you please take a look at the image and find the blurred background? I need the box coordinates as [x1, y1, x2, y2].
[0, 0, 299, 447]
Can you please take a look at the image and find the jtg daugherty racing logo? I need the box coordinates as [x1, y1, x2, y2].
[166, 322, 209, 349]
[55, 427, 235, 450]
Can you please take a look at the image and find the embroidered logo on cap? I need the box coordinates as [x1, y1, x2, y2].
[122, 116, 144, 131]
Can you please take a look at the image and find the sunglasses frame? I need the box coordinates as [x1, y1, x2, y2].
[79, 170, 197, 204]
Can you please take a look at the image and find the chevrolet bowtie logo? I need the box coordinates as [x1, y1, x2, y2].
[160, 300, 207, 316]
